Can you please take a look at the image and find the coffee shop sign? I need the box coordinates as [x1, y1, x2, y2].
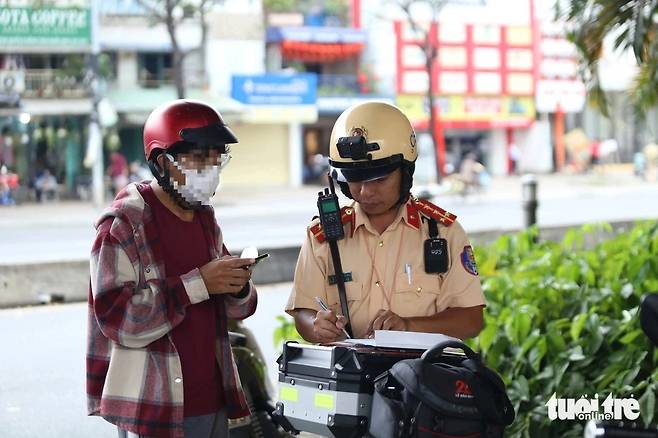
[0, 7, 88, 30]
[0, 6, 90, 46]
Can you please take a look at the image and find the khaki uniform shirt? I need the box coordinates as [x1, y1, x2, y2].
[286, 198, 485, 338]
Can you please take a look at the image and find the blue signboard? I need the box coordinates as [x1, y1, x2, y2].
[231, 74, 317, 105]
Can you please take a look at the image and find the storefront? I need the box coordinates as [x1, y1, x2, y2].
[394, 20, 538, 177]
[266, 24, 381, 185]
[229, 73, 318, 187]
[0, 5, 93, 199]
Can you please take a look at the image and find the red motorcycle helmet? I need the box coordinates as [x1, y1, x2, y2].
[143, 99, 238, 160]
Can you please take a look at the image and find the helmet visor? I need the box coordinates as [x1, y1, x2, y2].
[333, 161, 401, 183]
[179, 123, 238, 146]
[330, 154, 403, 182]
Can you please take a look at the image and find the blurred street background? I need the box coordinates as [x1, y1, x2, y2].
[1, 0, 658, 436]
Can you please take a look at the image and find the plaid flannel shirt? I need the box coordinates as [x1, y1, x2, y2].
[86, 182, 257, 438]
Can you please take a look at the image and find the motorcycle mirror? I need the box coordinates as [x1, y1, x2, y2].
[640, 293, 658, 347]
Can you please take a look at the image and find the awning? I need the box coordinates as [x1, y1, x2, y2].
[267, 26, 367, 44]
[100, 26, 198, 52]
[267, 26, 366, 63]
[18, 98, 92, 115]
[281, 41, 363, 62]
[106, 87, 244, 124]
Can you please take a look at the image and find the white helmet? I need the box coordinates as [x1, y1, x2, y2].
[329, 101, 417, 183]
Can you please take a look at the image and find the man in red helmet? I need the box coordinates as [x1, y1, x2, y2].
[86, 99, 258, 438]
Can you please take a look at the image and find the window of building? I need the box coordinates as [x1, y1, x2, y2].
[137, 52, 173, 87]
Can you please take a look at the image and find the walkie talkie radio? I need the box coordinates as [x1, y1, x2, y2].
[317, 174, 353, 337]
[317, 183, 344, 241]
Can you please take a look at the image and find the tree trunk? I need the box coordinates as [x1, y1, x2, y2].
[199, 3, 209, 89]
[165, 0, 185, 98]
[172, 51, 185, 99]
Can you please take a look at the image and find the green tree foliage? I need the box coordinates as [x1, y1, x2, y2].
[558, 0, 658, 115]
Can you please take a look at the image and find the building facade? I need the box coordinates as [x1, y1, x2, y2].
[2, 0, 651, 202]
[0, 2, 92, 198]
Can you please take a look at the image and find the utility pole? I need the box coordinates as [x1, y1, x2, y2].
[88, 0, 104, 207]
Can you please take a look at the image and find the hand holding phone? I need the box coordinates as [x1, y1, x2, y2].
[239, 246, 270, 269]
[199, 256, 253, 294]
[250, 253, 269, 266]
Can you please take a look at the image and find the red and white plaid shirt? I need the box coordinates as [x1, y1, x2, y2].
[86, 182, 257, 438]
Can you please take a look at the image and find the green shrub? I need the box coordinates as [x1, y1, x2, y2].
[471, 221, 658, 437]
[273, 314, 305, 349]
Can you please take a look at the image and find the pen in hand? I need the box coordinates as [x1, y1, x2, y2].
[314, 296, 352, 339]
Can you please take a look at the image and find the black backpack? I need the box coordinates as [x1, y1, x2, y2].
[369, 339, 515, 438]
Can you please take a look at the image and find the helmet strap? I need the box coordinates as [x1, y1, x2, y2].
[397, 162, 415, 206]
[336, 179, 353, 199]
[331, 168, 354, 199]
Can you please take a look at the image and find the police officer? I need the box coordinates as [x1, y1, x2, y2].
[286, 101, 485, 343]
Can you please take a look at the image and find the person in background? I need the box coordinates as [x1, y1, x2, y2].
[643, 143, 658, 182]
[0, 165, 18, 205]
[34, 168, 58, 202]
[634, 151, 647, 180]
[509, 143, 520, 175]
[128, 160, 152, 183]
[107, 151, 129, 195]
[0, 126, 14, 168]
[458, 152, 486, 194]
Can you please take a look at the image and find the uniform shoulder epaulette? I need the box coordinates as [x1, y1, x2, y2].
[412, 198, 457, 227]
[309, 206, 356, 243]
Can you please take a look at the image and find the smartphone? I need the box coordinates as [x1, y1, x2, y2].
[249, 253, 270, 266]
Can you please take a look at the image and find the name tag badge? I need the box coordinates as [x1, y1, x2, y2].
[327, 272, 353, 285]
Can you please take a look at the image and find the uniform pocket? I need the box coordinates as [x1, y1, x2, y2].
[391, 271, 441, 318]
[325, 280, 363, 309]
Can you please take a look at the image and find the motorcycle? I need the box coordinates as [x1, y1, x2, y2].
[228, 321, 295, 438]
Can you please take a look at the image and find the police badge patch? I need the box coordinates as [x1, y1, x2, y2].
[460, 245, 478, 276]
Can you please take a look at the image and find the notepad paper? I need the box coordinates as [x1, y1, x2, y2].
[343, 330, 461, 350]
